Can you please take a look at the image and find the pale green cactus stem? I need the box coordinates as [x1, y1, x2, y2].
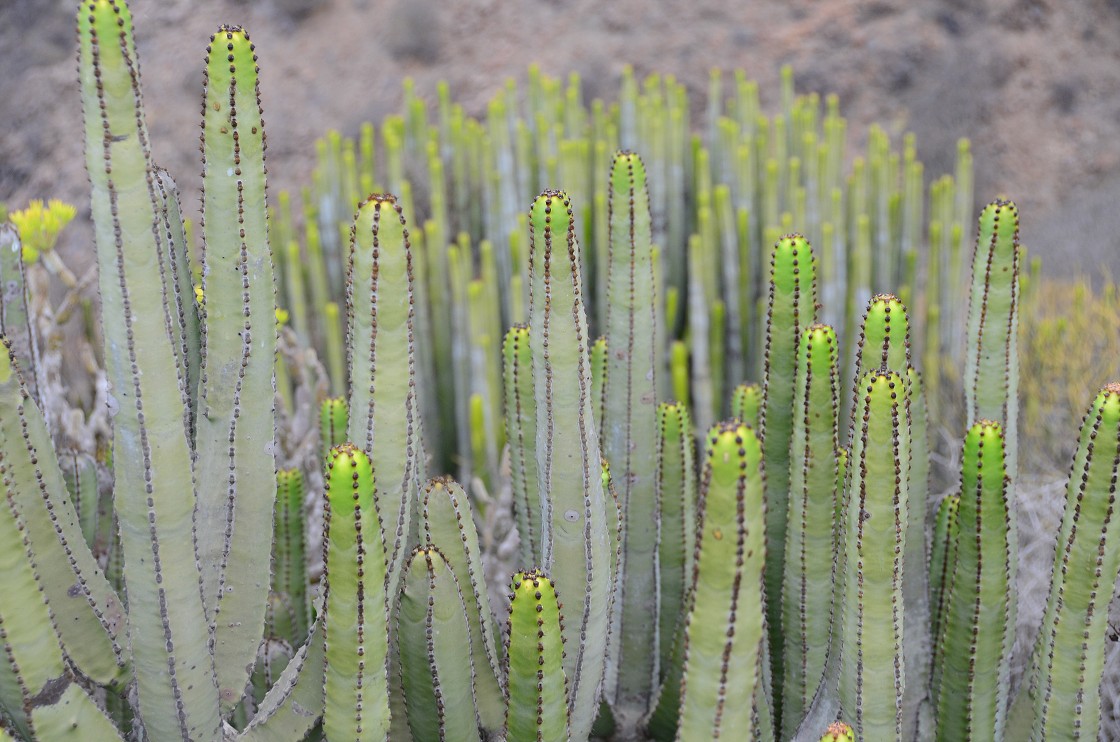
[78, 2, 218, 736]
[964, 200, 1020, 479]
[239, 611, 326, 741]
[505, 570, 571, 742]
[1009, 384, 1120, 740]
[59, 449, 101, 556]
[503, 324, 540, 568]
[345, 193, 425, 602]
[397, 546, 484, 742]
[193, 25, 278, 710]
[0, 223, 36, 404]
[838, 370, 910, 740]
[760, 233, 817, 727]
[319, 396, 348, 465]
[152, 168, 201, 433]
[730, 381, 762, 428]
[927, 494, 959, 651]
[603, 151, 662, 718]
[322, 444, 390, 741]
[677, 421, 768, 739]
[273, 469, 308, 640]
[933, 421, 1014, 741]
[0, 350, 122, 741]
[655, 402, 697, 676]
[421, 478, 505, 733]
[527, 190, 612, 741]
[781, 323, 840, 733]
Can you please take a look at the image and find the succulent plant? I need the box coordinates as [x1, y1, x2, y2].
[3, 3, 1118, 741]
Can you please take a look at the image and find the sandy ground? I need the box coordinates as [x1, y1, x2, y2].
[3, 0, 1120, 281]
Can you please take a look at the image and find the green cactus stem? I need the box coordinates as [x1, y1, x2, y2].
[0, 223, 37, 404]
[603, 151, 662, 716]
[78, 2, 218, 735]
[838, 370, 910, 740]
[322, 444, 390, 741]
[760, 233, 817, 727]
[397, 546, 483, 742]
[933, 421, 1014, 740]
[193, 25, 278, 710]
[781, 323, 840, 733]
[927, 494, 959, 651]
[819, 721, 855, 742]
[319, 396, 348, 465]
[731, 382, 762, 429]
[1013, 384, 1120, 740]
[505, 570, 571, 742]
[677, 421, 767, 739]
[527, 190, 612, 741]
[239, 612, 326, 741]
[421, 478, 505, 732]
[346, 194, 424, 602]
[655, 402, 697, 676]
[273, 469, 308, 640]
[503, 324, 541, 568]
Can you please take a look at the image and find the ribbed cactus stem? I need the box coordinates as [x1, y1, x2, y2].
[964, 200, 1020, 477]
[421, 478, 505, 732]
[760, 233, 817, 727]
[397, 547, 484, 742]
[78, 2, 218, 736]
[345, 194, 424, 602]
[319, 396, 348, 465]
[503, 324, 540, 568]
[505, 570, 571, 742]
[677, 421, 767, 739]
[934, 421, 1013, 740]
[838, 370, 910, 740]
[781, 324, 840, 732]
[273, 469, 308, 639]
[655, 402, 697, 675]
[731, 382, 762, 428]
[603, 151, 661, 716]
[1015, 384, 1120, 740]
[928, 494, 960, 649]
[322, 444, 390, 741]
[194, 25, 278, 709]
[819, 721, 855, 742]
[527, 190, 611, 741]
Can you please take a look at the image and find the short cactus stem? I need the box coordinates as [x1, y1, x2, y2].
[322, 444, 390, 742]
[731, 381, 763, 428]
[677, 421, 767, 740]
[319, 396, 348, 465]
[505, 570, 571, 742]
[819, 720, 855, 742]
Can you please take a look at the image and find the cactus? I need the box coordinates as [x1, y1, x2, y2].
[677, 421, 768, 739]
[11, 4, 1120, 740]
[506, 570, 571, 742]
[933, 421, 1014, 740]
[322, 444, 390, 741]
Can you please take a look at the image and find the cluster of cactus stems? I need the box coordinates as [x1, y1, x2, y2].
[2, 2, 1120, 741]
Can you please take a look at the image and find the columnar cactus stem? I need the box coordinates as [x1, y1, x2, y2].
[527, 190, 612, 741]
[933, 421, 1013, 740]
[730, 382, 762, 429]
[319, 396, 348, 464]
[781, 324, 840, 732]
[397, 547, 484, 742]
[346, 194, 424, 601]
[322, 444, 390, 741]
[964, 200, 1020, 475]
[78, 2, 219, 736]
[1013, 384, 1120, 740]
[421, 478, 505, 732]
[604, 151, 661, 715]
[655, 402, 697, 675]
[760, 233, 817, 726]
[194, 25, 278, 709]
[505, 570, 571, 742]
[838, 370, 910, 740]
[503, 324, 540, 568]
[273, 469, 308, 640]
[927, 494, 959, 650]
[0, 224, 37, 404]
[677, 421, 767, 739]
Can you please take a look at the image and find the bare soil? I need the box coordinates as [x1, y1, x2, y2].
[3, 0, 1120, 281]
